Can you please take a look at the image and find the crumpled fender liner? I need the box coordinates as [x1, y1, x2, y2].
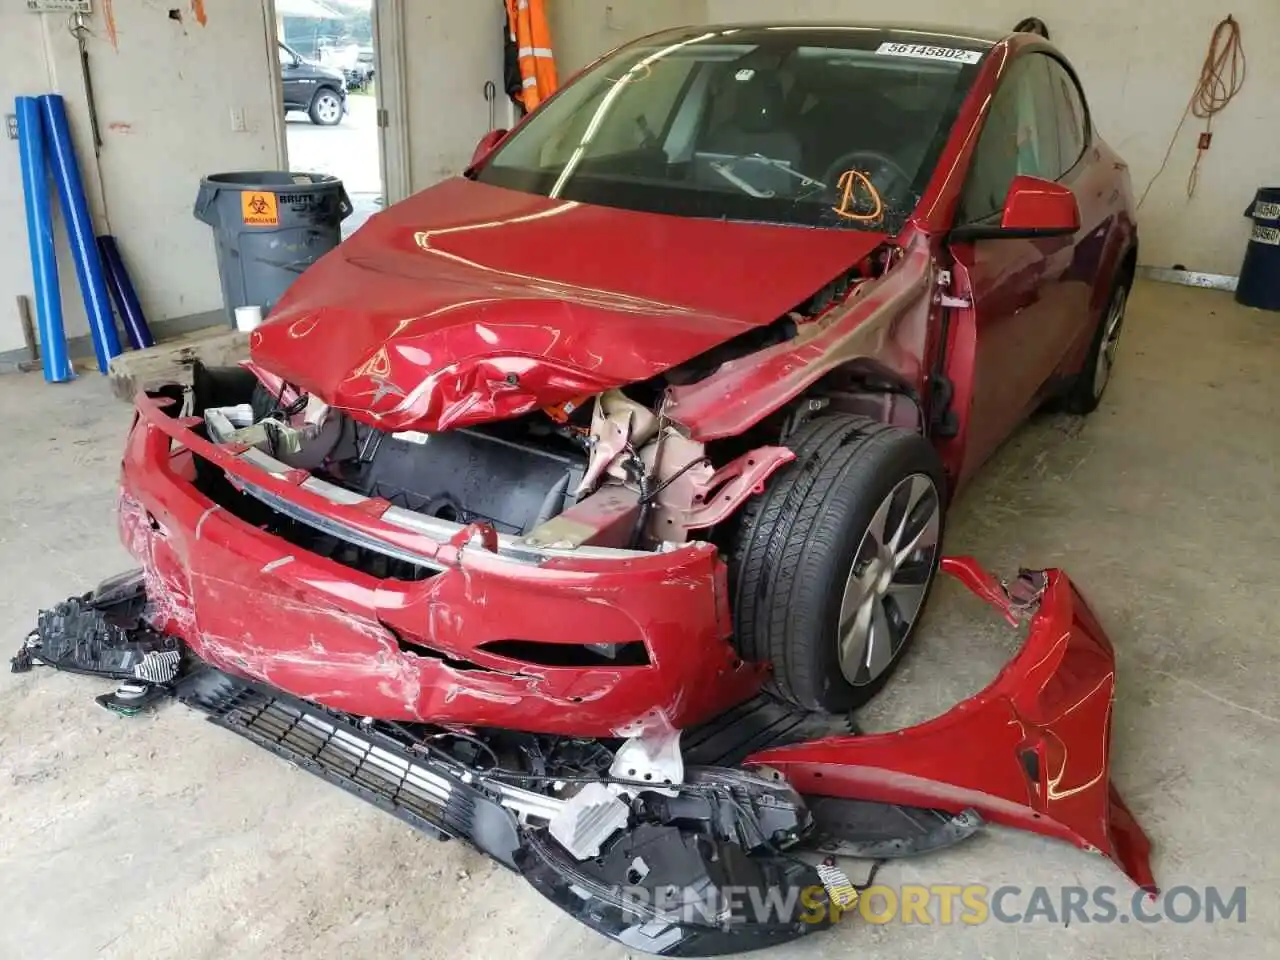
[746, 558, 1157, 894]
[804, 799, 983, 860]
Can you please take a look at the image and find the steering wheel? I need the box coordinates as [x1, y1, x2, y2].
[821, 150, 914, 215]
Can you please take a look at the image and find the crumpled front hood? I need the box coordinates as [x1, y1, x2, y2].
[252, 178, 887, 432]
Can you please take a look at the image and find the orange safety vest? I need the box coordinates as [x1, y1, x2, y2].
[505, 0, 558, 111]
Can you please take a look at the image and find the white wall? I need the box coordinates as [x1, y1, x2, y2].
[549, 0, 709, 76]
[398, 2, 507, 189]
[0, 2, 280, 355]
[0, 8, 53, 356]
[704, 0, 1277, 275]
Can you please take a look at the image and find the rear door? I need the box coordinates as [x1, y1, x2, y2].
[1044, 54, 1112, 375]
[947, 52, 1078, 482]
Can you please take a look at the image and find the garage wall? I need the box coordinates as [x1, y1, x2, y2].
[398, 3, 507, 189]
[549, 0, 709, 76]
[705, 0, 1278, 275]
[0, 9, 53, 357]
[0, 3, 280, 356]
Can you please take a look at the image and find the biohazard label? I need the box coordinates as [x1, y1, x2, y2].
[242, 191, 279, 226]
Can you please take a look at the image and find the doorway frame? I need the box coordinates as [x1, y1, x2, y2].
[259, 0, 410, 204]
[374, 0, 412, 204]
[260, 0, 289, 168]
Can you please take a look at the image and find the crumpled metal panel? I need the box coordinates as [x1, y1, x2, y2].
[251, 177, 889, 434]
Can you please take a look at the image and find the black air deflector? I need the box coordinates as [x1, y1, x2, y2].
[347, 426, 586, 536]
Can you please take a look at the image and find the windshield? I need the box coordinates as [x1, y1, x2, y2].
[476, 27, 985, 233]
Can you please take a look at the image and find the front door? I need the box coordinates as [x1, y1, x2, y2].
[947, 51, 1080, 484]
[280, 45, 307, 108]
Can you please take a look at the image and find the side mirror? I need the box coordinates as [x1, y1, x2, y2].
[951, 175, 1081, 242]
[469, 128, 509, 169]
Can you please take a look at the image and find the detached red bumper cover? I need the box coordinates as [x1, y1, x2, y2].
[748, 557, 1156, 892]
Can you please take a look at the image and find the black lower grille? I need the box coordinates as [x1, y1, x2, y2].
[175, 667, 518, 863]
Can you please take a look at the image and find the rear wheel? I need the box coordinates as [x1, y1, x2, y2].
[1064, 279, 1129, 414]
[309, 87, 344, 126]
[731, 415, 945, 713]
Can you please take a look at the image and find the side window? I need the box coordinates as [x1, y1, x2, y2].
[958, 53, 1062, 223]
[1046, 57, 1088, 173]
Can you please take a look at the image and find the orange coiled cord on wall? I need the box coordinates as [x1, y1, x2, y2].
[1136, 14, 1246, 207]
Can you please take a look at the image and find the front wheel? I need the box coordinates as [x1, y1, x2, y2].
[309, 88, 344, 126]
[730, 415, 946, 713]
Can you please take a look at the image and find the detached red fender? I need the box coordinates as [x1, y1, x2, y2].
[748, 557, 1156, 893]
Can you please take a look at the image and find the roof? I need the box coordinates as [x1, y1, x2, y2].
[653, 22, 1007, 49]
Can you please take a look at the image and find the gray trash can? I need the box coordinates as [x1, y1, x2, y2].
[193, 171, 352, 323]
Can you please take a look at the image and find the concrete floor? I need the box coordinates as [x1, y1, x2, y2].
[287, 93, 384, 237]
[1, 279, 1276, 959]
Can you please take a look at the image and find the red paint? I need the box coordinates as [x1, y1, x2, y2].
[747, 560, 1156, 893]
[469, 129, 509, 168]
[666, 234, 934, 441]
[683, 447, 796, 530]
[254, 178, 887, 432]
[190, 0, 207, 27]
[102, 0, 118, 50]
[1000, 175, 1081, 233]
[120, 394, 764, 737]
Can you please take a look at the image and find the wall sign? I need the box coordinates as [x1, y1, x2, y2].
[26, 1, 93, 13]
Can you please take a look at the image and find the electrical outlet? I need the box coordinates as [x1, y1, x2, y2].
[229, 106, 247, 132]
[4, 114, 17, 140]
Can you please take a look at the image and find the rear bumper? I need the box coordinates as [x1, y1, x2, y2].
[119, 393, 763, 737]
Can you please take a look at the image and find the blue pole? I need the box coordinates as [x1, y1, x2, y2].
[38, 93, 122, 373]
[97, 235, 155, 350]
[15, 97, 73, 384]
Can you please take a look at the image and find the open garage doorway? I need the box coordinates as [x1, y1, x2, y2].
[272, 0, 394, 236]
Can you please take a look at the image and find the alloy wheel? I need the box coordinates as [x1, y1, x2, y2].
[1093, 286, 1128, 398]
[836, 473, 942, 685]
[315, 93, 342, 124]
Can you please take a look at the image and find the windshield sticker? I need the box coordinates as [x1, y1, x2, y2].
[875, 42, 983, 65]
[832, 170, 884, 224]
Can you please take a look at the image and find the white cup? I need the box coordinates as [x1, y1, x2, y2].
[235, 305, 263, 332]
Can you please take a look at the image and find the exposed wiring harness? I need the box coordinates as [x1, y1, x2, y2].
[1136, 15, 1246, 208]
[641, 455, 711, 505]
